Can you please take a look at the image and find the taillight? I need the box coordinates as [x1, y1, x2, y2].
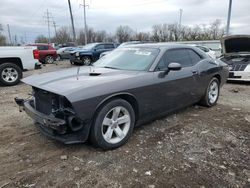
[33, 49, 39, 59]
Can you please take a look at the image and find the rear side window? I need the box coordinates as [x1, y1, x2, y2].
[37, 45, 49, 50]
[105, 44, 114, 49]
[187, 49, 202, 64]
[165, 49, 193, 67]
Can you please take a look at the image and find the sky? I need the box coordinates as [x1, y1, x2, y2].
[0, 0, 249, 43]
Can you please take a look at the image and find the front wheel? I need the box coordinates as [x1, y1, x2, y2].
[0, 63, 22, 86]
[199, 77, 220, 107]
[90, 99, 135, 150]
[81, 56, 92, 66]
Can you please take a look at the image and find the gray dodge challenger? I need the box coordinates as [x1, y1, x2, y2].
[16, 43, 229, 149]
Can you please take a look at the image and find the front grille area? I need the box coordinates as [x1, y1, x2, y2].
[34, 90, 53, 115]
[230, 64, 247, 71]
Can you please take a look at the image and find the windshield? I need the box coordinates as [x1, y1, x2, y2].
[94, 47, 159, 71]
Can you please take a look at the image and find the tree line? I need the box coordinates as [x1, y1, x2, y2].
[0, 24, 7, 46]
[0, 19, 225, 46]
[36, 19, 224, 45]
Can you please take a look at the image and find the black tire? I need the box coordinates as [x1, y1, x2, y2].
[45, 55, 54, 64]
[57, 55, 61, 61]
[90, 99, 135, 150]
[0, 63, 22, 86]
[81, 56, 92, 66]
[199, 77, 220, 107]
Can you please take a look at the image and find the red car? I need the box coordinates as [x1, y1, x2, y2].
[27, 44, 57, 64]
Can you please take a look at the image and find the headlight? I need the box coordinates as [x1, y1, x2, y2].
[75, 52, 80, 57]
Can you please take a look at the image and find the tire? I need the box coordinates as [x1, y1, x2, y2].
[199, 77, 220, 107]
[90, 99, 135, 150]
[0, 63, 22, 86]
[56, 55, 61, 61]
[45, 55, 54, 64]
[81, 56, 92, 66]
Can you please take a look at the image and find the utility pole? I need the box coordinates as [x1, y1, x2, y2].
[80, 0, 89, 45]
[44, 9, 53, 43]
[178, 9, 183, 41]
[226, 0, 233, 35]
[179, 9, 183, 27]
[7, 24, 12, 45]
[68, 0, 76, 42]
[53, 21, 57, 37]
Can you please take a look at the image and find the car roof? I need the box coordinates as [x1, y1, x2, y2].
[28, 43, 51, 46]
[124, 42, 197, 50]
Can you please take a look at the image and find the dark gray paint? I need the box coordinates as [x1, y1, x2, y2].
[21, 43, 229, 142]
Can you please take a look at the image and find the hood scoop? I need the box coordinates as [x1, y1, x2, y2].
[89, 72, 101, 76]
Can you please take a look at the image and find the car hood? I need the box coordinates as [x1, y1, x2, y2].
[22, 66, 143, 101]
[70, 49, 90, 54]
[221, 35, 250, 55]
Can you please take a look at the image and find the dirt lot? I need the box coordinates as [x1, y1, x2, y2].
[0, 61, 250, 188]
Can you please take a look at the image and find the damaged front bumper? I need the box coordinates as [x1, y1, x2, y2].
[15, 98, 90, 144]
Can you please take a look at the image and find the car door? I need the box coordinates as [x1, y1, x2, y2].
[63, 47, 74, 59]
[153, 49, 200, 113]
[93, 44, 106, 59]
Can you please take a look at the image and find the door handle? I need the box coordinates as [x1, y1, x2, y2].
[192, 70, 198, 75]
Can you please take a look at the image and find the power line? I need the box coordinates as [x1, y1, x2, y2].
[80, 0, 89, 45]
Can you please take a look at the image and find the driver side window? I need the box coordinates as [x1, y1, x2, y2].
[156, 49, 193, 70]
[95, 44, 105, 50]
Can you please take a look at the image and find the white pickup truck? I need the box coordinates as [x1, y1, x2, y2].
[0, 46, 40, 86]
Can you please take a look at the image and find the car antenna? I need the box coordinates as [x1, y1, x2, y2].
[76, 66, 80, 80]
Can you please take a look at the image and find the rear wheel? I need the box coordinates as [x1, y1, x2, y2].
[45, 55, 54, 64]
[0, 63, 22, 86]
[200, 77, 220, 107]
[90, 99, 135, 150]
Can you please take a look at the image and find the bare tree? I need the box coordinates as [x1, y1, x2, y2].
[115, 26, 133, 43]
[0, 24, 7, 46]
[35, 35, 48, 43]
[133, 31, 151, 41]
[52, 27, 71, 44]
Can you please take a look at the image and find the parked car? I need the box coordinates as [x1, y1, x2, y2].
[0, 46, 40, 86]
[70, 43, 116, 65]
[220, 35, 250, 81]
[16, 44, 228, 149]
[27, 44, 57, 64]
[57, 47, 76, 60]
[99, 41, 148, 58]
[190, 45, 216, 59]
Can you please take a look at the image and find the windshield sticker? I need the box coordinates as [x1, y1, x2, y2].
[134, 51, 151, 56]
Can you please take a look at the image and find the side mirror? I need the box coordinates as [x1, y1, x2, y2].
[158, 62, 182, 78]
[168, 62, 182, 71]
[93, 48, 97, 51]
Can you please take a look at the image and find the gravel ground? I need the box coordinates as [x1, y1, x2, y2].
[0, 61, 250, 188]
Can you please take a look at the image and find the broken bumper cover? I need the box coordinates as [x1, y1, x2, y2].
[15, 98, 90, 144]
[15, 98, 66, 130]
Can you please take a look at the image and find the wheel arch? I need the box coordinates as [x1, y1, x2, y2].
[94, 92, 139, 124]
[213, 74, 221, 84]
[0, 58, 23, 70]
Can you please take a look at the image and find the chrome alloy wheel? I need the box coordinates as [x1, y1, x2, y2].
[208, 80, 219, 104]
[1, 67, 18, 83]
[101, 106, 131, 144]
